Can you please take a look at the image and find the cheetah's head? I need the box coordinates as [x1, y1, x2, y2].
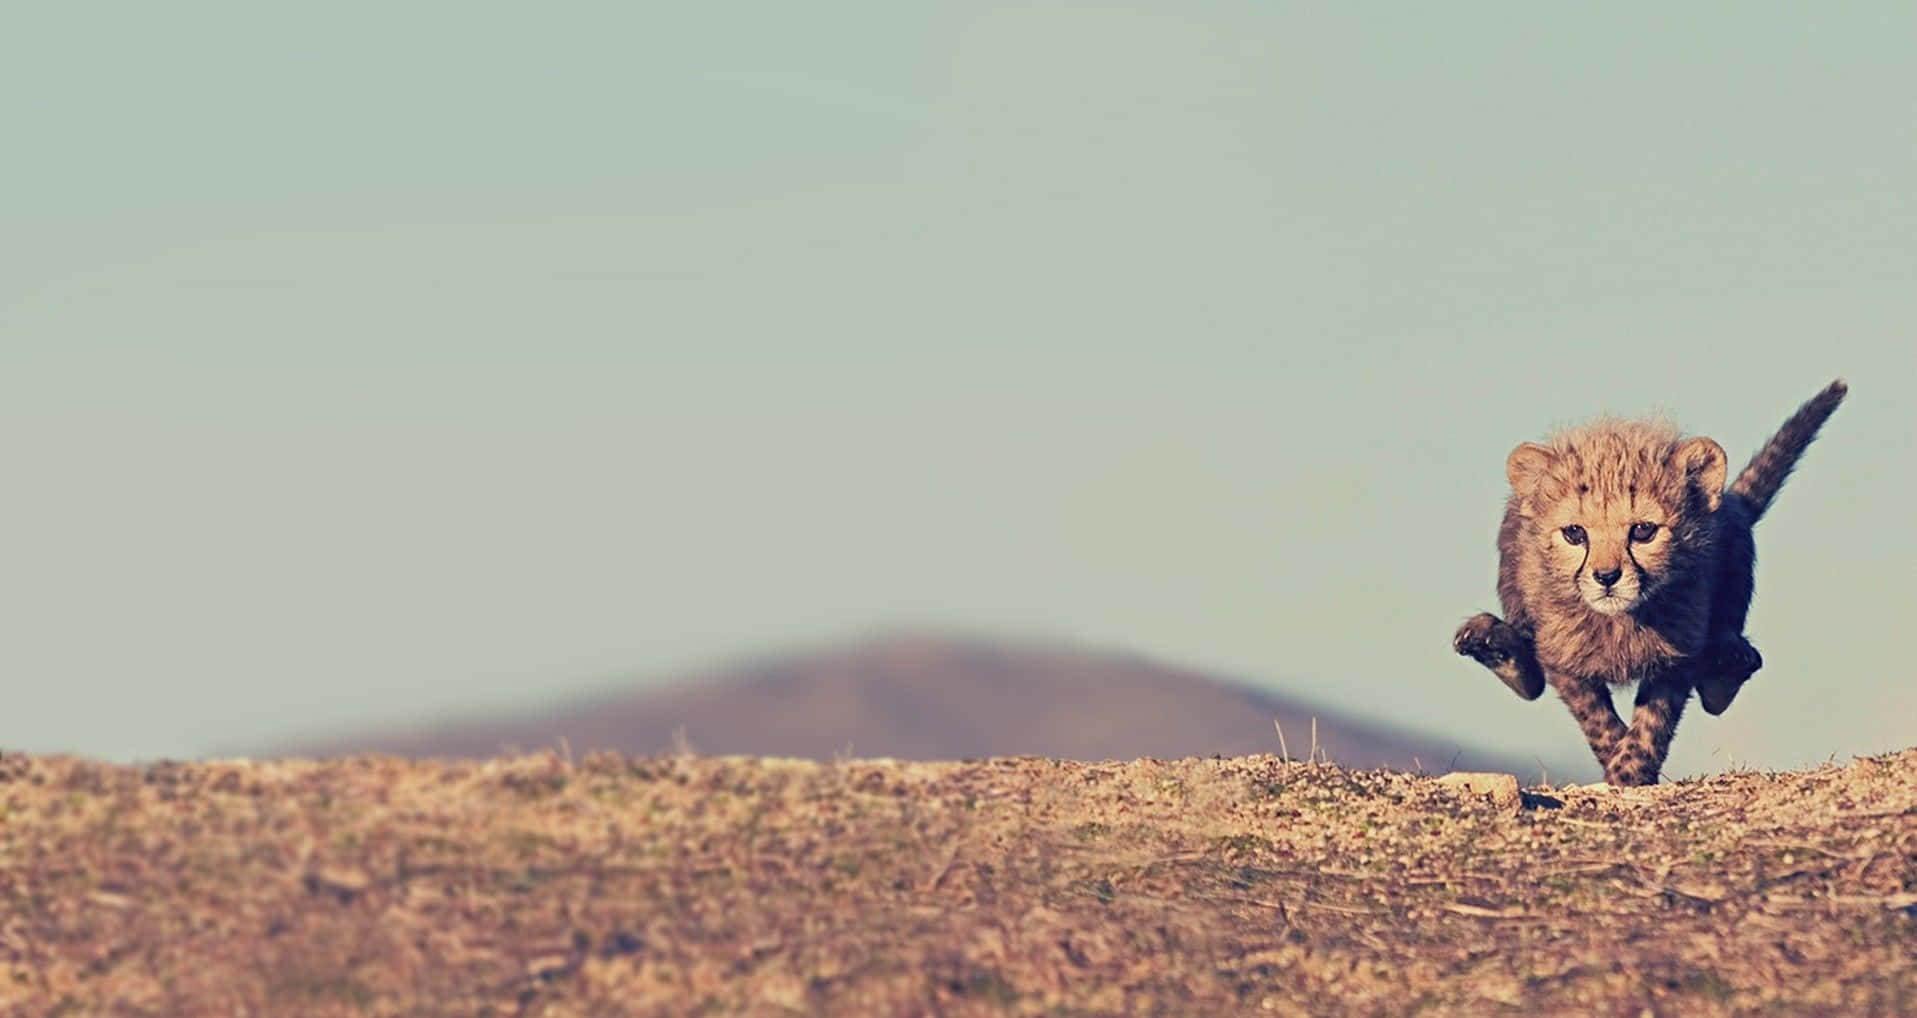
[1505, 419, 1725, 616]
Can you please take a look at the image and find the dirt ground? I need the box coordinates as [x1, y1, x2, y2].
[1, 745, 1912, 1017]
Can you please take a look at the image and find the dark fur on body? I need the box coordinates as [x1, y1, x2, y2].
[1454, 380, 1847, 785]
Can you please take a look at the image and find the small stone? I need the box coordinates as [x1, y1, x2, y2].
[1671, 881, 1729, 902]
[526, 954, 572, 980]
[305, 866, 371, 900]
[88, 891, 133, 910]
[319, 866, 368, 891]
[1437, 772, 1521, 812]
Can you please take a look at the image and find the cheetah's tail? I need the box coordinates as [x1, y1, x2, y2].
[1727, 378, 1848, 520]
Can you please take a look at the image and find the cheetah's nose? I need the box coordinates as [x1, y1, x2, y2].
[1593, 567, 1623, 588]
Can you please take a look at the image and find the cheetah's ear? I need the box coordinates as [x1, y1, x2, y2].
[1504, 442, 1556, 495]
[1674, 436, 1727, 511]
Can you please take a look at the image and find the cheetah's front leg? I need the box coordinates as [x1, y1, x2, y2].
[1546, 671, 1628, 772]
[1604, 675, 1691, 786]
[1692, 635, 1762, 716]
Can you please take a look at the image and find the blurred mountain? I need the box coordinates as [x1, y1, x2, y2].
[279, 631, 1554, 776]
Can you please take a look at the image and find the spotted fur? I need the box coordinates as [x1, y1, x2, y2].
[1453, 380, 1847, 785]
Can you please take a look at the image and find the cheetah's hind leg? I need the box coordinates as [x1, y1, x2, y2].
[1453, 612, 1546, 700]
[1692, 635, 1763, 716]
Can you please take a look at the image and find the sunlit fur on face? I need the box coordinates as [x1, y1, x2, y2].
[1506, 419, 1726, 618]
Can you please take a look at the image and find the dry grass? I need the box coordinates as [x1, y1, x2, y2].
[0, 746, 1913, 1016]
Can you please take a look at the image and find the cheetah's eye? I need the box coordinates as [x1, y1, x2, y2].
[1629, 522, 1659, 543]
[1560, 525, 1587, 546]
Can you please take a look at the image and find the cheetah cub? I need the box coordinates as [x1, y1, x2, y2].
[1453, 380, 1847, 786]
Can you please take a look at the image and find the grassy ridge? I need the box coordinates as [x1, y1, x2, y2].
[0, 747, 1913, 1016]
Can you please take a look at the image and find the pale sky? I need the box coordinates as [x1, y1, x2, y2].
[4, 3, 1912, 775]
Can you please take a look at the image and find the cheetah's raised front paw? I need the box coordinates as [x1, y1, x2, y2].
[1453, 613, 1545, 701]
